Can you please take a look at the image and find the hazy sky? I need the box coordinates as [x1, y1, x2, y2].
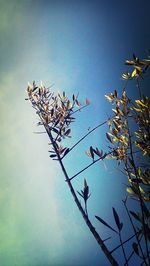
[0, 1, 150, 265]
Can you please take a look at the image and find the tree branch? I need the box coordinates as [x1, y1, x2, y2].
[43, 123, 118, 266]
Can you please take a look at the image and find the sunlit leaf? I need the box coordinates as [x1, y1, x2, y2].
[131, 69, 137, 77]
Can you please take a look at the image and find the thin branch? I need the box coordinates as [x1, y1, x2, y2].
[124, 234, 143, 266]
[71, 103, 89, 115]
[103, 236, 111, 243]
[110, 232, 139, 254]
[119, 231, 128, 266]
[63, 118, 112, 157]
[127, 123, 150, 264]
[136, 78, 142, 99]
[68, 152, 112, 181]
[43, 123, 118, 266]
[122, 199, 147, 265]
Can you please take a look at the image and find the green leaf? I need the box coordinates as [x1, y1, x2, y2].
[112, 207, 123, 231]
[95, 216, 118, 234]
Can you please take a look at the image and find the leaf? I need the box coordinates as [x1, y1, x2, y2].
[83, 179, 90, 202]
[90, 146, 94, 160]
[84, 178, 88, 189]
[112, 207, 123, 231]
[77, 191, 84, 198]
[129, 211, 142, 222]
[106, 133, 112, 143]
[63, 148, 70, 157]
[132, 242, 139, 256]
[131, 69, 137, 77]
[114, 90, 117, 97]
[143, 203, 150, 218]
[49, 154, 57, 158]
[95, 216, 118, 234]
[133, 53, 136, 60]
[75, 99, 80, 107]
[85, 98, 90, 105]
[52, 128, 60, 134]
[65, 128, 71, 136]
[145, 224, 150, 241]
[128, 157, 135, 167]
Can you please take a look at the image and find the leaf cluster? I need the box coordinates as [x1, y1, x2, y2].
[26, 82, 89, 159]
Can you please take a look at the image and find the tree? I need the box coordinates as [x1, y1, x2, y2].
[26, 53, 150, 265]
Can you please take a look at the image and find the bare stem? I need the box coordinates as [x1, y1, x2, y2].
[119, 231, 128, 266]
[65, 119, 110, 156]
[69, 151, 113, 181]
[136, 78, 142, 99]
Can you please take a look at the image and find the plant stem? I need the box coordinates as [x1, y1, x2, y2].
[127, 124, 150, 264]
[119, 231, 128, 266]
[44, 124, 118, 266]
[136, 78, 142, 99]
[110, 231, 139, 254]
[66, 119, 110, 155]
[123, 199, 147, 265]
[69, 151, 112, 181]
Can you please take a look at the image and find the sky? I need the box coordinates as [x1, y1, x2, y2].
[0, 0, 150, 265]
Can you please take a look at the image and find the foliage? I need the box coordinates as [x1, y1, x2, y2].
[26, 53, 150, 265]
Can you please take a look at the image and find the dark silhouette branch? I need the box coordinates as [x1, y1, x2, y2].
[62, 119, 110, 157]
[43, 123, 118, 266]
[69, 150, 114, 181]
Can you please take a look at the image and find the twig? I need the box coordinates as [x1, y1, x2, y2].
[63, 118, 112, 157]
[127, 124, 150, 264]
[122, 199, 147, 265]
[68, 152, 112, 181]
[136, 78, 142, 99]
[119, 231, 128, 266]
[110, 232, 139, 254]
[124, 234, 143, 266]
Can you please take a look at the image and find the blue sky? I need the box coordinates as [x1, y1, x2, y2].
[0, 1, 150, 265]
